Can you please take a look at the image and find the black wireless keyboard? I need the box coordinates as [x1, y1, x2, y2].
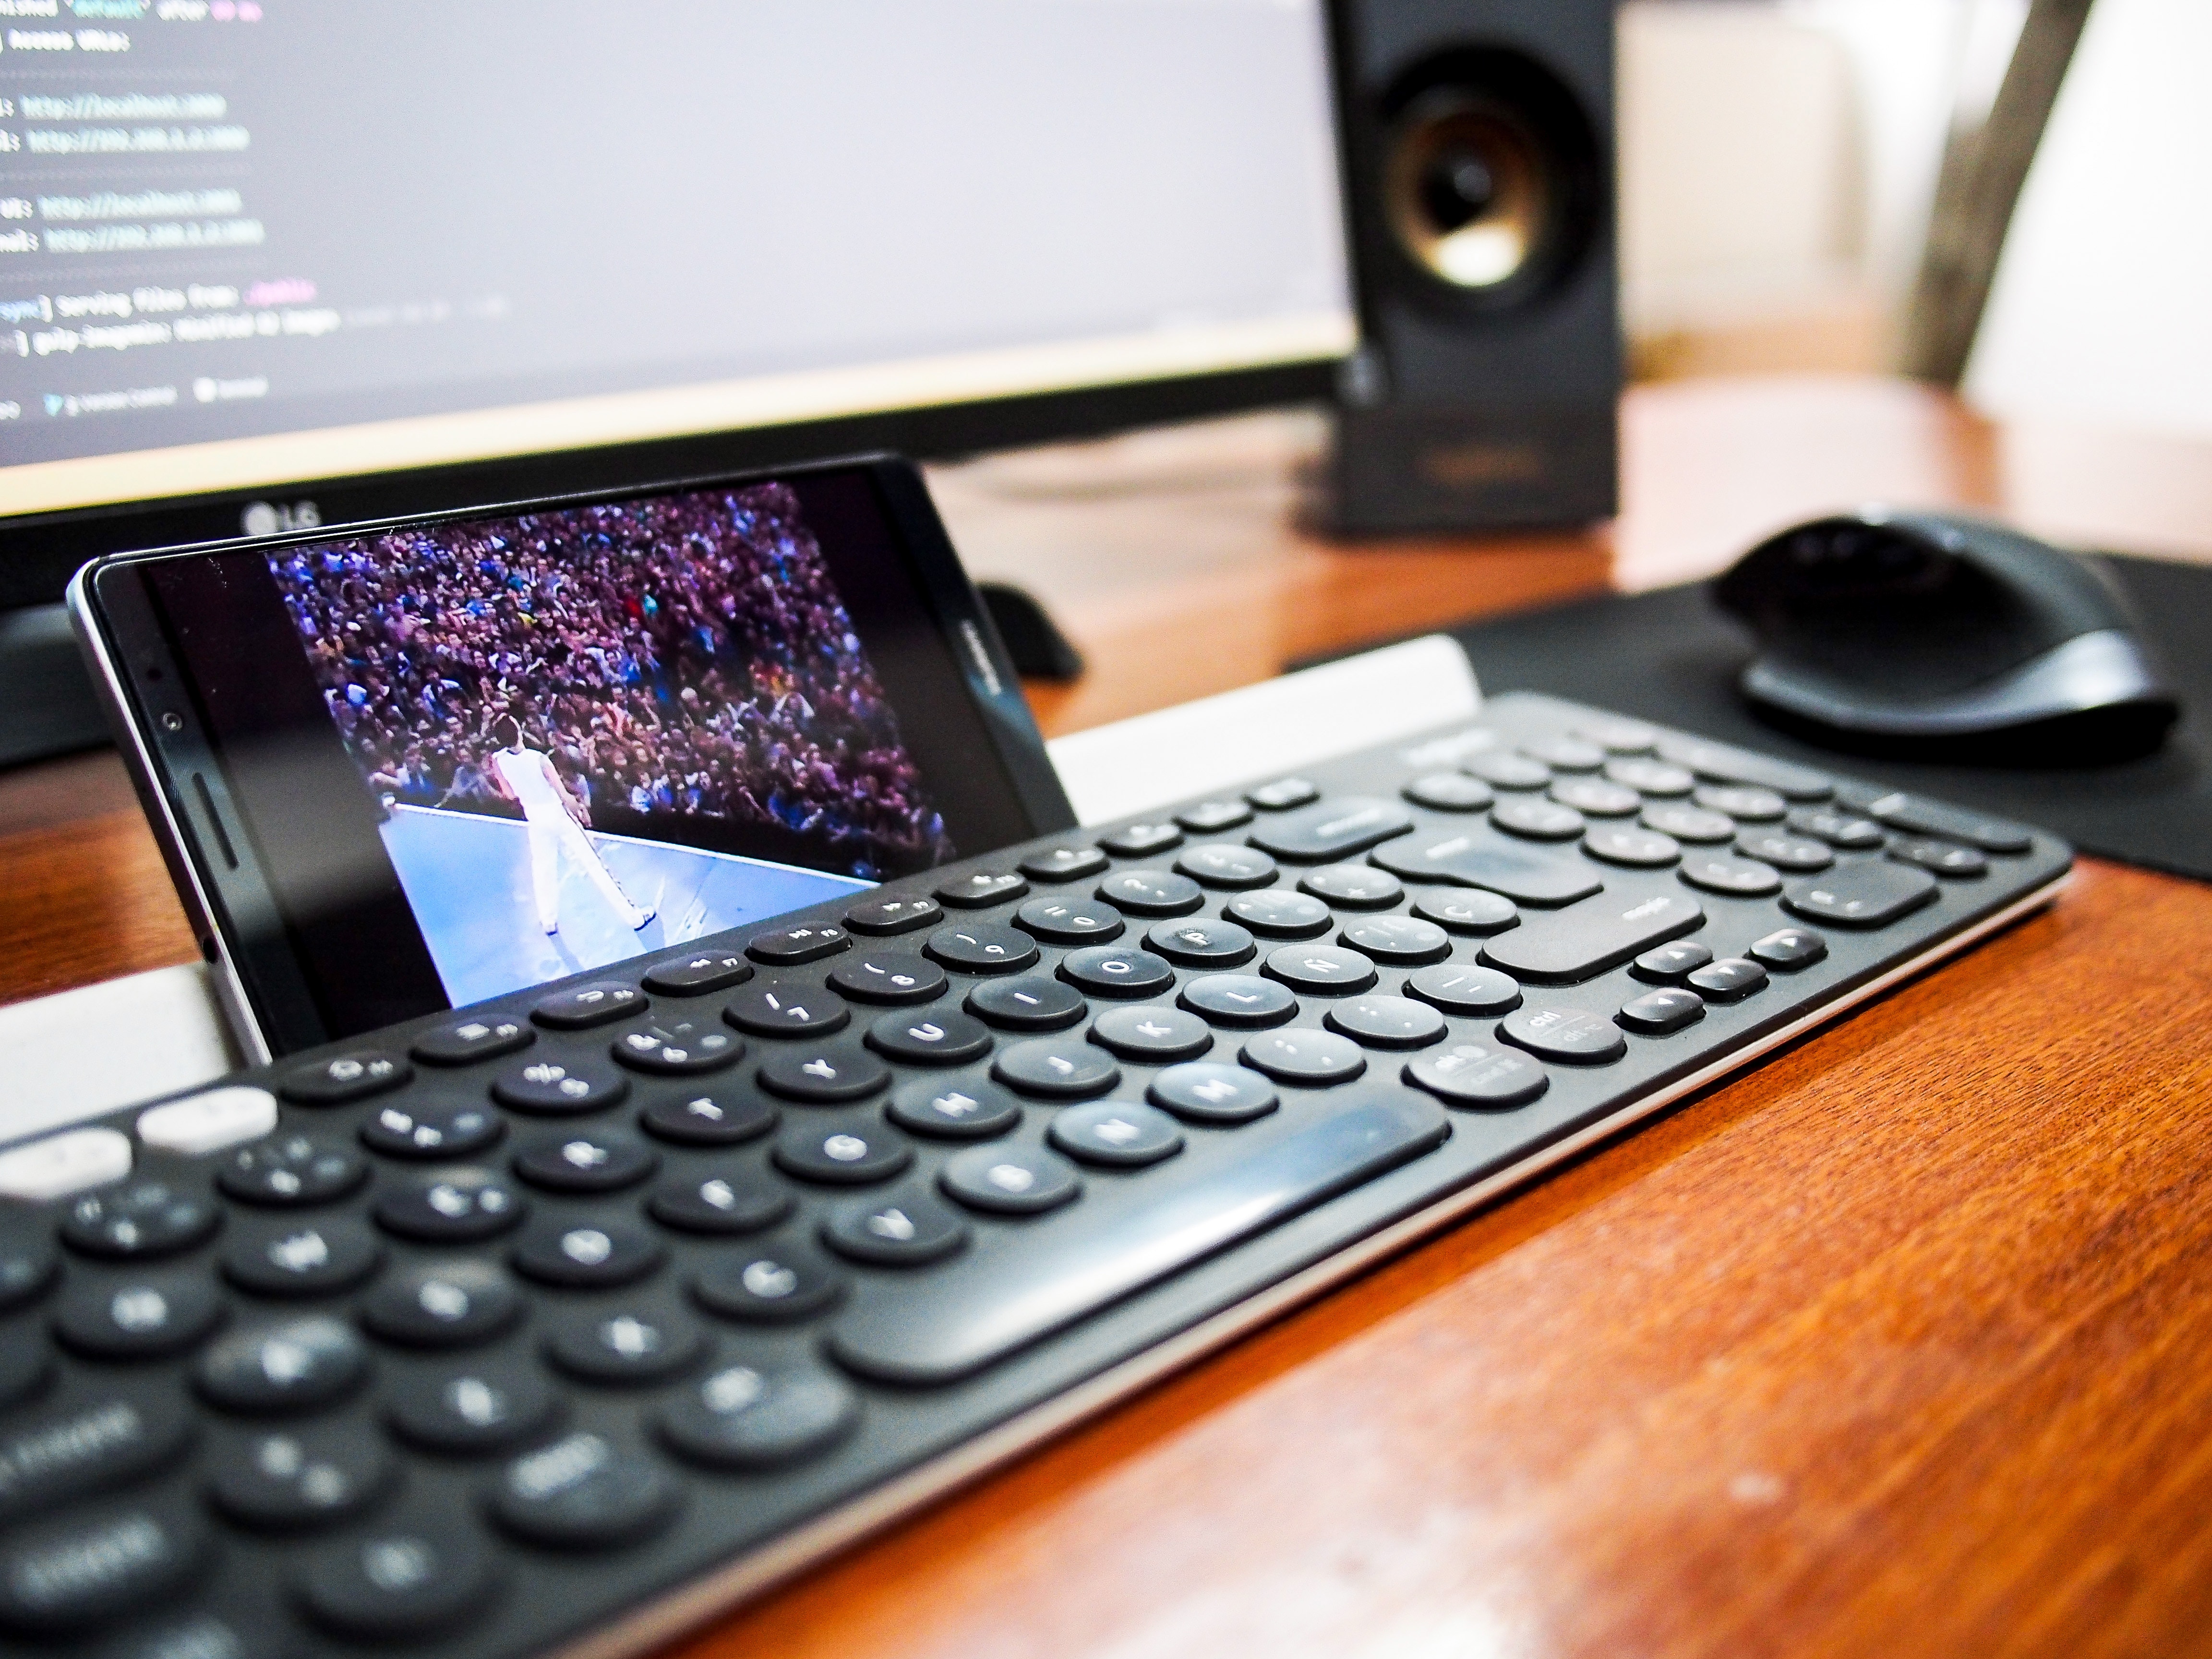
[0, 694, 2070, 1659]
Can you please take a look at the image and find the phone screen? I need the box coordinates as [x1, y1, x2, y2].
[124, 465, 1045, 1041]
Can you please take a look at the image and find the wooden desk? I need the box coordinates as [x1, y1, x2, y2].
[5, 375, 2211, 1656]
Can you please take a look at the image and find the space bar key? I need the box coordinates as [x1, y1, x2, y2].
[826, 1095, 1449, 1385]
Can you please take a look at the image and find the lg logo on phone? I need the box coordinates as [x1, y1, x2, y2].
[240, 499, 322, 538]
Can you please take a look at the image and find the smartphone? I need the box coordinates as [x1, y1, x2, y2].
[70, 455, 1074, 1063]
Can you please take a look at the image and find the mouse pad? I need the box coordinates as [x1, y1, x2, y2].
[1425, 553, 2210, 883]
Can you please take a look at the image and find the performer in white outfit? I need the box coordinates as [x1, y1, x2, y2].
[486, 715, 653, 934]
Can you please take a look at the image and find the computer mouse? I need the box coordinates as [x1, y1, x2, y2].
[1713, 509, 2179, 764]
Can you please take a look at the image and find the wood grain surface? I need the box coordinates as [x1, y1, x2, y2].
[2, 374, 2209, 1656]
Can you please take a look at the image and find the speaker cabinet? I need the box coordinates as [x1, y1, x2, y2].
[1315, 0, 1619, 535]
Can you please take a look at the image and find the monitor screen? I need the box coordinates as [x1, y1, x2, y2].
[1, 0, 1352, 537]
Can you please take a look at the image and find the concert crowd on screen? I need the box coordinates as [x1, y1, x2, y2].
[268, 483, 952, 878]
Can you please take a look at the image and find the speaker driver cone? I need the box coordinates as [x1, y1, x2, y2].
[1385, 94, 1551, 292]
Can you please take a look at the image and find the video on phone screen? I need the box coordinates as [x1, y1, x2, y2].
[267, 483, 952, 1007]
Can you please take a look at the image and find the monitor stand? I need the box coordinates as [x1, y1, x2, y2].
[0, 604, 110, 769]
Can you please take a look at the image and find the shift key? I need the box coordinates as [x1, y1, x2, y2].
[1480, 889, 1704, 983]
[827, 1095, 1448, 1384]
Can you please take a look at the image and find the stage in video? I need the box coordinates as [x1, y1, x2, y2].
[269, 483, 947, 1005]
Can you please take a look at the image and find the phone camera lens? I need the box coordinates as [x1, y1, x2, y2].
[159, 711, 185, 733]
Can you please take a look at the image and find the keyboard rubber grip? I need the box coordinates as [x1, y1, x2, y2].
[826, 1095, 1450, 1384]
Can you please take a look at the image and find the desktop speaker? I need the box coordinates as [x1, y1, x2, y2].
[1314, 0, 1619, 535]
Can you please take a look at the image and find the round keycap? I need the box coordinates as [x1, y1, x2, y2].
[1464, 752, 1549, 789]
[1498, 1005, 1626, 1065]
[939, 1144, 1082, 1214]
[1550, 778, 1639, 817]
[1249, 777, 1321, 811]
[511, 1217, 666, 1288]
[641, 952, 754, 997]
[281, 1050, 412, 1106]
[61, 1181, 220, 1261]
[1224, 889, 1333, 938]
[992, 1036, 1122, 1098]
[1735, 832, 1833, 873]
[1095, 869, 1204, 916]
[1324, 995, 1447, 1049]
[546, 1309, 707, 1382]
[1686, 957, 1769, 1002]
[647, 1167, 793, 1234]
[1239, 1028, 1368, 1086]
[362, 1256, 522, 1354]
[1522, 735, 1605, 771]
[1177, 799, 1252, 834]
[1089, 1004, 1213, 1061]
[842, 895, 945, 937]
[637, 1090, 777, 1146]
[1262, 944, 1378, 995]
[866, 1010, 994, 1066]
[491, 1431, 680, 1550]
[360, 1101, 505, 1161]
[411, 1015, 534, 1066]
[54, 1275, 224, 1359]
[1012, 896, 1124, 944]
[1058, 946, 1176, 1000]
[821, 1190, 969, 1266]
[218, 1138, 367, 1207]
[1618, 987, 1707, 1034]
[1403, 772, 1493, 812]
[1679, 854, 1783, 897]
[1411, 889, 1519, 935]
[1584, 826, 1682, 868]
[924, 923, 1041, 974]
[1891, 838, 1989, 878]
[1099, 822, 1182, 858]
[1693, 784, 1787, 822]
[221, 1216, 383, 1297]
[1178, 972, 1297, 1028]
[693, 1249, 844, 1324]
[935, 872, 1028, 909]
[208, 1427, 393, 1529]
[1403, 962, 1522, 1015]
[657, 1363, 860, 1471]
[1640, 803, 1735, 843]
[1785, 808, 1886, 850]
[1019, 846, 1111, 882]
[826, 954, 949, 1005]
[1491, 798, 1586, 840]
[1298, 865, 1405, 909]
[964, 974, 1087, 1032]
[1144, 917, 1256, 967]
[1337, 915, 1450, 965]
[1147, 1061, 1279, 1124]
[1604, 757, 1694, 795]
[386, 1363, 561, 1455]
[1405, 1041, 1549, 1109]
[1174, 843, 1277, 890]
[609, 1018, 741, 1076]
[758, 1046, 891, 1104]
[490, 1058, 629, 1116]
[1048, 1102, 1185, 1168]
[373, 1170, 526, 1242]
[360, 1261, 519, 1348]
[1748, 926, 1828, 971]
[886, 1078, 1024, 1140]
[512, 1132, 659, 1193]
[1572, 716, 1659, 754]
[772, 1123, 914, 1184]
[1632, 940, 1715, 982]
[723, 982, 851, 1037]
[293, 1510, 494, 1639]
[196, 1316, 369, 1413]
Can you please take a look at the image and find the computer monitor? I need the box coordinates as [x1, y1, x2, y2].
[0, 0, 1354, 756]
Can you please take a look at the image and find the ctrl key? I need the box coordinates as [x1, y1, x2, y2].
[0, 1499, 207, 1634]
[294, 1509, 498, 1639]
[1404, 1041, 1548, 1109]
